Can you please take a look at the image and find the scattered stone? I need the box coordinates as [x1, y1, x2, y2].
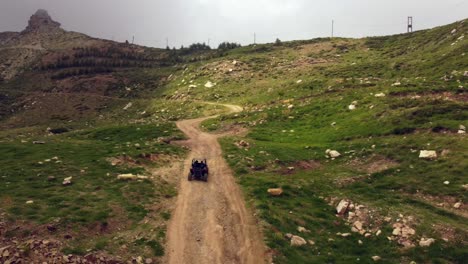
[444, 181, 450, 185]
[189, 84, 197, 88]
[458, 124, 466, 134]
[453, 202, 462, 209]
[297, 226, 310, 233]
[419, 150, 437, 159]
[62, 177, 72, 186]
[296, 80, 303, 84]
[336, 199, 350, 215]
[419, 238, 435, 247]
[33, 141, 45, 144]
[392, 82, 401, 86]
[353, 221, 363, 231]
[326, 149, 341, 158]
[145, 258, 153, 264]
[235, 140, 250, 148]
[341, 233, 351, 237]
[358, 240, 363, 245]
[372, 256, 381, 261]
[26, 200, 34, 204]
[348, 104, 356, 110]
[375, 93, 386, 97]
[123, 102, 133, 110]
[290, 235, 307, 246]
[308, 240, 315, 245]
[287, 104, 294, 109]
[205, 81, 215, 88]
[285, 233, 293, 239]
[392, 227, 401, 236]
[267, 188, 283, 196]
[376, 230, 382, 236]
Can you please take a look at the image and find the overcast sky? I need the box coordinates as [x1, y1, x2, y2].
[1, 0, 467, 48]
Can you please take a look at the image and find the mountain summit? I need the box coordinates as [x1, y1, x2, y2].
[23, 9, 61, 33]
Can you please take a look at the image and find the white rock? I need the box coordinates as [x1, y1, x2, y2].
[372, 256, 381, 261]
[296, 80, 303, 84]
[375, 93, 386, 97]
[205, 81, 215, 88]
[189, 84, 197, 88]
[392, 82, 401, 86]
[267, 188, 283, 196]
[123, 102, 133, 110]
[419, 238, 435, 247]
[297, 226, 310, 233]
[290, 235, 307, 246]
[63, 177, 72, 186]
[287, 104, 294, 109]
[353, 221, 363, 231]
[451, 29, 457, 34]
[26, 200, 34, 204]
[336, 199, 350, 215]
[348, 104, 356, 110]
[327, 150, 341, 158]
[453, 202, 462, 209]
[419, 150, 437, 159]
[376, 230, 382, 236]
[118, 174, 137, 180]
[444, 181, 450, 185]
[459, 125, 466, 131]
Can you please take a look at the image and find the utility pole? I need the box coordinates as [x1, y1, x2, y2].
[331, 20, 334, 38]
[407, 16, 413, 33]
[166, 38, 169, 49]
[254, 33, 256, 45]
[132, 36, 134, 44]
[208, 38, 210, 47]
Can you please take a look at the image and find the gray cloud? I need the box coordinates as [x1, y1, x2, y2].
[1, 0, 467, 48]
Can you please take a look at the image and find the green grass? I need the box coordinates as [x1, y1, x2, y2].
[0, 122, 185, 225]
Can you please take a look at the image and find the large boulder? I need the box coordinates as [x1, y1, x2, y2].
[267, 188, 283, 196]
[419, 238, 435, 247]
[326, 149, 341, 158]
[336, 199, 350, 215]
[62, 176, 72, 186]
[290, 235, 307, 246]
[419, 150, 437, 159]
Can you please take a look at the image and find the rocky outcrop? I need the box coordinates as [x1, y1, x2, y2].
[23, 9, 61, 34]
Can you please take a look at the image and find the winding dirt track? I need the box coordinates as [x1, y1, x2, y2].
[166, 103, 267, 264]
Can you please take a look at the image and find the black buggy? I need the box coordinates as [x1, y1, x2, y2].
[188, 159, 209, 182]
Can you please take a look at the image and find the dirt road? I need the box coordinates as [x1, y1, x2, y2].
[166, 103, 267, 264]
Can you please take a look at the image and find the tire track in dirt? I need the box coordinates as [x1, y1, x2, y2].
[165, 103, 267, 264]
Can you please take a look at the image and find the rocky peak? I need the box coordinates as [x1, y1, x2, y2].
[23, 9, 61, 33]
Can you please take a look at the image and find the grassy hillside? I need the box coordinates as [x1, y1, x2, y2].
[0, 16, 466, 263]
[170, 20, 466, 263]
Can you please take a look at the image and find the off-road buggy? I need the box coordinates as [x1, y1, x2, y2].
[188, 159, 208, 182]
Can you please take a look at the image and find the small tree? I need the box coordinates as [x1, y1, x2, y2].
[218, 42, 241, 50]
[275, 38, 282, 46]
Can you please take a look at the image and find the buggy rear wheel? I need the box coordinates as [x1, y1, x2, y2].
[188, 172, 193, 181]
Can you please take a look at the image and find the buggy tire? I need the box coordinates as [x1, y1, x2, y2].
[188, 173, 193, 181]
